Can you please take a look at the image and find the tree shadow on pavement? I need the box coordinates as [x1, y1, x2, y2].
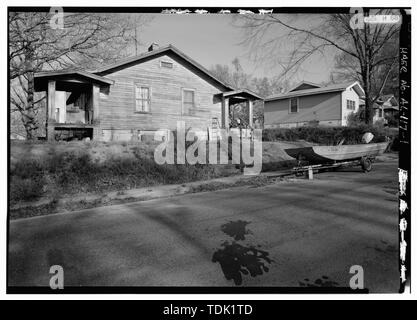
[212, 241, 273, 286]
[298, 276, 339, 287]
[221, 220, 252, 241]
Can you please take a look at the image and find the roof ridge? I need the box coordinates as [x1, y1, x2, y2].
[90, 44, 234, 91]
[286, 80, 322, 93]
[266, 81, 359, 101]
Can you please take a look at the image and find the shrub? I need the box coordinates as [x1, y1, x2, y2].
[10, 158, 46, 202]
[385, 113, 399, 127]
[10, 176, 45, 202]
[347, 108, 366, 126]
[11, 158, 43, 179]
[262, 125, 389, 145]
[10, 136, 244, 204]
[11, 142, 239, 201]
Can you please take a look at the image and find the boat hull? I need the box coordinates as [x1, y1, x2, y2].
[285, 142, 389, 164]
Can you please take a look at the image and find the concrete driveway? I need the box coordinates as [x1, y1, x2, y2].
[8, 159, 399, 292]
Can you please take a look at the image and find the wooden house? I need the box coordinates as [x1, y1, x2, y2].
[34, 43, 261, 141]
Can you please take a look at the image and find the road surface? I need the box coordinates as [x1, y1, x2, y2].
[8, 159, 399, 292]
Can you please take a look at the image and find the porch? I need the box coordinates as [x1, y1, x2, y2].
[34, 70, 113, 140]
[220, 89, 262, 129]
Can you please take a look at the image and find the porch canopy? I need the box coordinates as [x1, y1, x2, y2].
[34, 70, 113, 125]
[221, 89, 263, 128]
[34, 70, 114, 92]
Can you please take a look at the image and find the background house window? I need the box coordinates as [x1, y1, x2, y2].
[289, 97, 298, 113]
[378, 109, 383, 117]
[135, 85, 150, 112]
[347, 99, 356, 110]
[182, 89, 195, 115]
[161, 61, 173, 69]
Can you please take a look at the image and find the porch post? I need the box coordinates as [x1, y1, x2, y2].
[222, 96, 229, 129]
[92, 84, 101, 140]
[47, 80, 56, 121]
[46, 80, 56, 141]
[248, 99, 253, 128]
[92, 84, 100, 121]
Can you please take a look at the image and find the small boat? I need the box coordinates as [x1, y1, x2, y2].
[285, 142, 389, 165]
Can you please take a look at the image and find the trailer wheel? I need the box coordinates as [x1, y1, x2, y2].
[361, 158, 372, 172]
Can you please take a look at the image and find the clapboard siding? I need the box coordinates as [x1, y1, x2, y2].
[264, 92, 342, 127]
[98, 53, 224, 132]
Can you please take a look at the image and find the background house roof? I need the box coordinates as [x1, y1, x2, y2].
[287, 81, 321, 92]
[372, 94, 399, 111]
[376, 94, 398, 106]
[266, 81, 365, 101]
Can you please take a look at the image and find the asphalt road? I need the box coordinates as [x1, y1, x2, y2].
[8, 159, 399, 292]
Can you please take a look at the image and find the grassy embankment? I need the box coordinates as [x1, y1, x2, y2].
[10, 124, 397, 218]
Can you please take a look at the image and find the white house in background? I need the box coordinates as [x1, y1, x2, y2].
[359, 94, 399, 124]
[264, 81, 365, 128]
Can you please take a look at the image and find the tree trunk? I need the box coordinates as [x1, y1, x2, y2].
[364, 94, 373, 125]
[362, 15, 374, 125]
[22, 71, 37, 140]
[363, 72, 374, 125]
[362, 73, 371, 125]
[22, 49, 38, 140]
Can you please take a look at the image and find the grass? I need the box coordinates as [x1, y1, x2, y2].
[10, 174, 284, 220]
[10, 140, 239, 204]
[11, 125, 398, 209]
[188, 175, 273, 194]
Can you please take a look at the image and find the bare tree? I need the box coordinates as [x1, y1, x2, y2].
[235, 10, 400, 123]
[9, 11, 150, 139]
[210, 58, 287, 127]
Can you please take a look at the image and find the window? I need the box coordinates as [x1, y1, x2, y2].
[182, 89, 195, 115]
[289, 97, 298, 113]
[135, 85, 150, 112]
[378, 109, 383, 117]
[347, 99, 356, 110]
[160, 61, 173, 69]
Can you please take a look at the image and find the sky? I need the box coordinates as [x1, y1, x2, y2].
[137, 13, 336, 85]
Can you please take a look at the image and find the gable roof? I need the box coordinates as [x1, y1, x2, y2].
[369, 94, 398, 111]
[223, 89, 263, 100]
[376, 94, 398, 106]
[91, 44, 234, 91]
[288, 81, 321, 92]
[266, 81, 365, 101]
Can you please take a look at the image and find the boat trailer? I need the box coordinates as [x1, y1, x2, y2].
[292, 156, 375, 179]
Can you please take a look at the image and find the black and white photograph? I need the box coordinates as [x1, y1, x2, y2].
[5, 2, 412, 298]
